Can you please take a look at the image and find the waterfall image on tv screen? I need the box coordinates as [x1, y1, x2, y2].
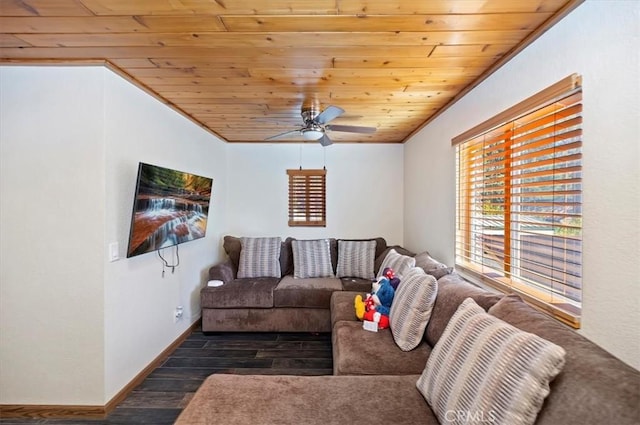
[127, 163, 213, 258]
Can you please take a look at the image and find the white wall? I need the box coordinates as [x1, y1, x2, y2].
[0, 66, 228, 405]
[226, 143, 404, 244]
[404, 0, 640, 370]
[102, 71, 227, 401]
[0, 67, 106, 404]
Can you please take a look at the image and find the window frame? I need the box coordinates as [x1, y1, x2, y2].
[287, 168, 326, 227]
[453, 74, 583, 328]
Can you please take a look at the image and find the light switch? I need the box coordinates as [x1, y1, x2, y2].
[109, 242, 119, 262]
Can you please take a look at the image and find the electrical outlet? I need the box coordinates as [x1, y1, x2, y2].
[174, 306, 184, 323]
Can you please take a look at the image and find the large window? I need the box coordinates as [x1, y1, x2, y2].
[453, 74, 582, 328]
[287, 168, 326, 227]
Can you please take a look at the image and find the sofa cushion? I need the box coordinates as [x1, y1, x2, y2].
[332, 321, 431, 375]
[376, 248, 416, 278]
[175, 374, 438, 425]
[292, 239, 334, 278]
[274, 275, 342, 309]
[336, 239, 376, 279]
[425, 272, 503, 346]
[340, 277, 373, 292]
[417, 298, 566, 425]
[280, 237, 296, 276]
[390, 268, 438, 351]
[489, 295, 640, 425]
[202, 307, 331, 332]
[414, 251, 453, 279]
[223, 235, 242, 272]
[237, 236, 282, 278]
[200, 278, 280, 308]
[370, 237, 389, 260]
[330, 291, 363, 327]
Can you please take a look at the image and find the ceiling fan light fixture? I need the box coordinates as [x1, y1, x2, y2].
[265, 104, 374, 146]
[301, 127, 324, 140]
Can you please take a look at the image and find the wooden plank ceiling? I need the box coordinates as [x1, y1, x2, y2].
[0, 0, 581, 144]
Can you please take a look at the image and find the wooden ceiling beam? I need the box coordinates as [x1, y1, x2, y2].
[133, 74, 473, 87]
[220, 13, 553, 33]
[0, 16, 227, 33]
[14, 30, 531, 48]
[336, 0, 569, 14]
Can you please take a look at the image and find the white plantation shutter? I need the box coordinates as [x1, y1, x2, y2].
[453, 74, 583, 328]
[287, 169, 326, 227]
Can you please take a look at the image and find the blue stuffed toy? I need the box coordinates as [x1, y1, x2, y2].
[354, 276, 396, 329]
[373, 277, 395, 316]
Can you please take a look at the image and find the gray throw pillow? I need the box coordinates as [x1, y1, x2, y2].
[389, 267, 438, 351]
[377, 248, 416, 278]
[336, 240, 376, 279]
[292, 239, 334, 278]
[237, 237, 282, 278]
[417, 298, 566, 425]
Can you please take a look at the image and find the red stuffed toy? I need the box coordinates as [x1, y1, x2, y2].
[362, 309, 390, 329]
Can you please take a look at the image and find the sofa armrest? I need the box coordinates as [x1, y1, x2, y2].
[208, 259, 236, 283]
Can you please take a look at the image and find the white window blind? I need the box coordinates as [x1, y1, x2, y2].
[453, 74, 583, 328]
[287, 169, 326, 227]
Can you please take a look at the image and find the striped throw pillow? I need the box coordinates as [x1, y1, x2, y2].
[417, 298, 566, 425]
[336, 240, 376, 279]
[377, 249, 416, 278]
[389, 267, 438, 351]
[292, 239, 334, 278]
[237, 237, 282, 278]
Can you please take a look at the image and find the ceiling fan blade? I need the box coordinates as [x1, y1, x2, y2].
[318, 134, 333, 146]
[325, 124, 377, 134]
[265, 129, 301, 140]
[315, 105, 345, 124]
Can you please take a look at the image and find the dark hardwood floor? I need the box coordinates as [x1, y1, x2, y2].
[0, 330, 333, 425]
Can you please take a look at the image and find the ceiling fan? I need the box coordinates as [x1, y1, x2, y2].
[265, 103, 376, 146]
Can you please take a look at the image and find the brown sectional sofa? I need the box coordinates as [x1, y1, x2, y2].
[185, 236, 640, 425]
[200, 236, 393, 332]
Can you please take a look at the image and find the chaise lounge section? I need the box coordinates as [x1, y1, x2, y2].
[330, 272, 504, 376]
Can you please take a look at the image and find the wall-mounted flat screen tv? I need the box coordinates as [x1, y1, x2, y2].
[127, 162, 213, 258]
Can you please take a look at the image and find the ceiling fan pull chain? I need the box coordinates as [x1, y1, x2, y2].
[323, 146, 327, 170]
